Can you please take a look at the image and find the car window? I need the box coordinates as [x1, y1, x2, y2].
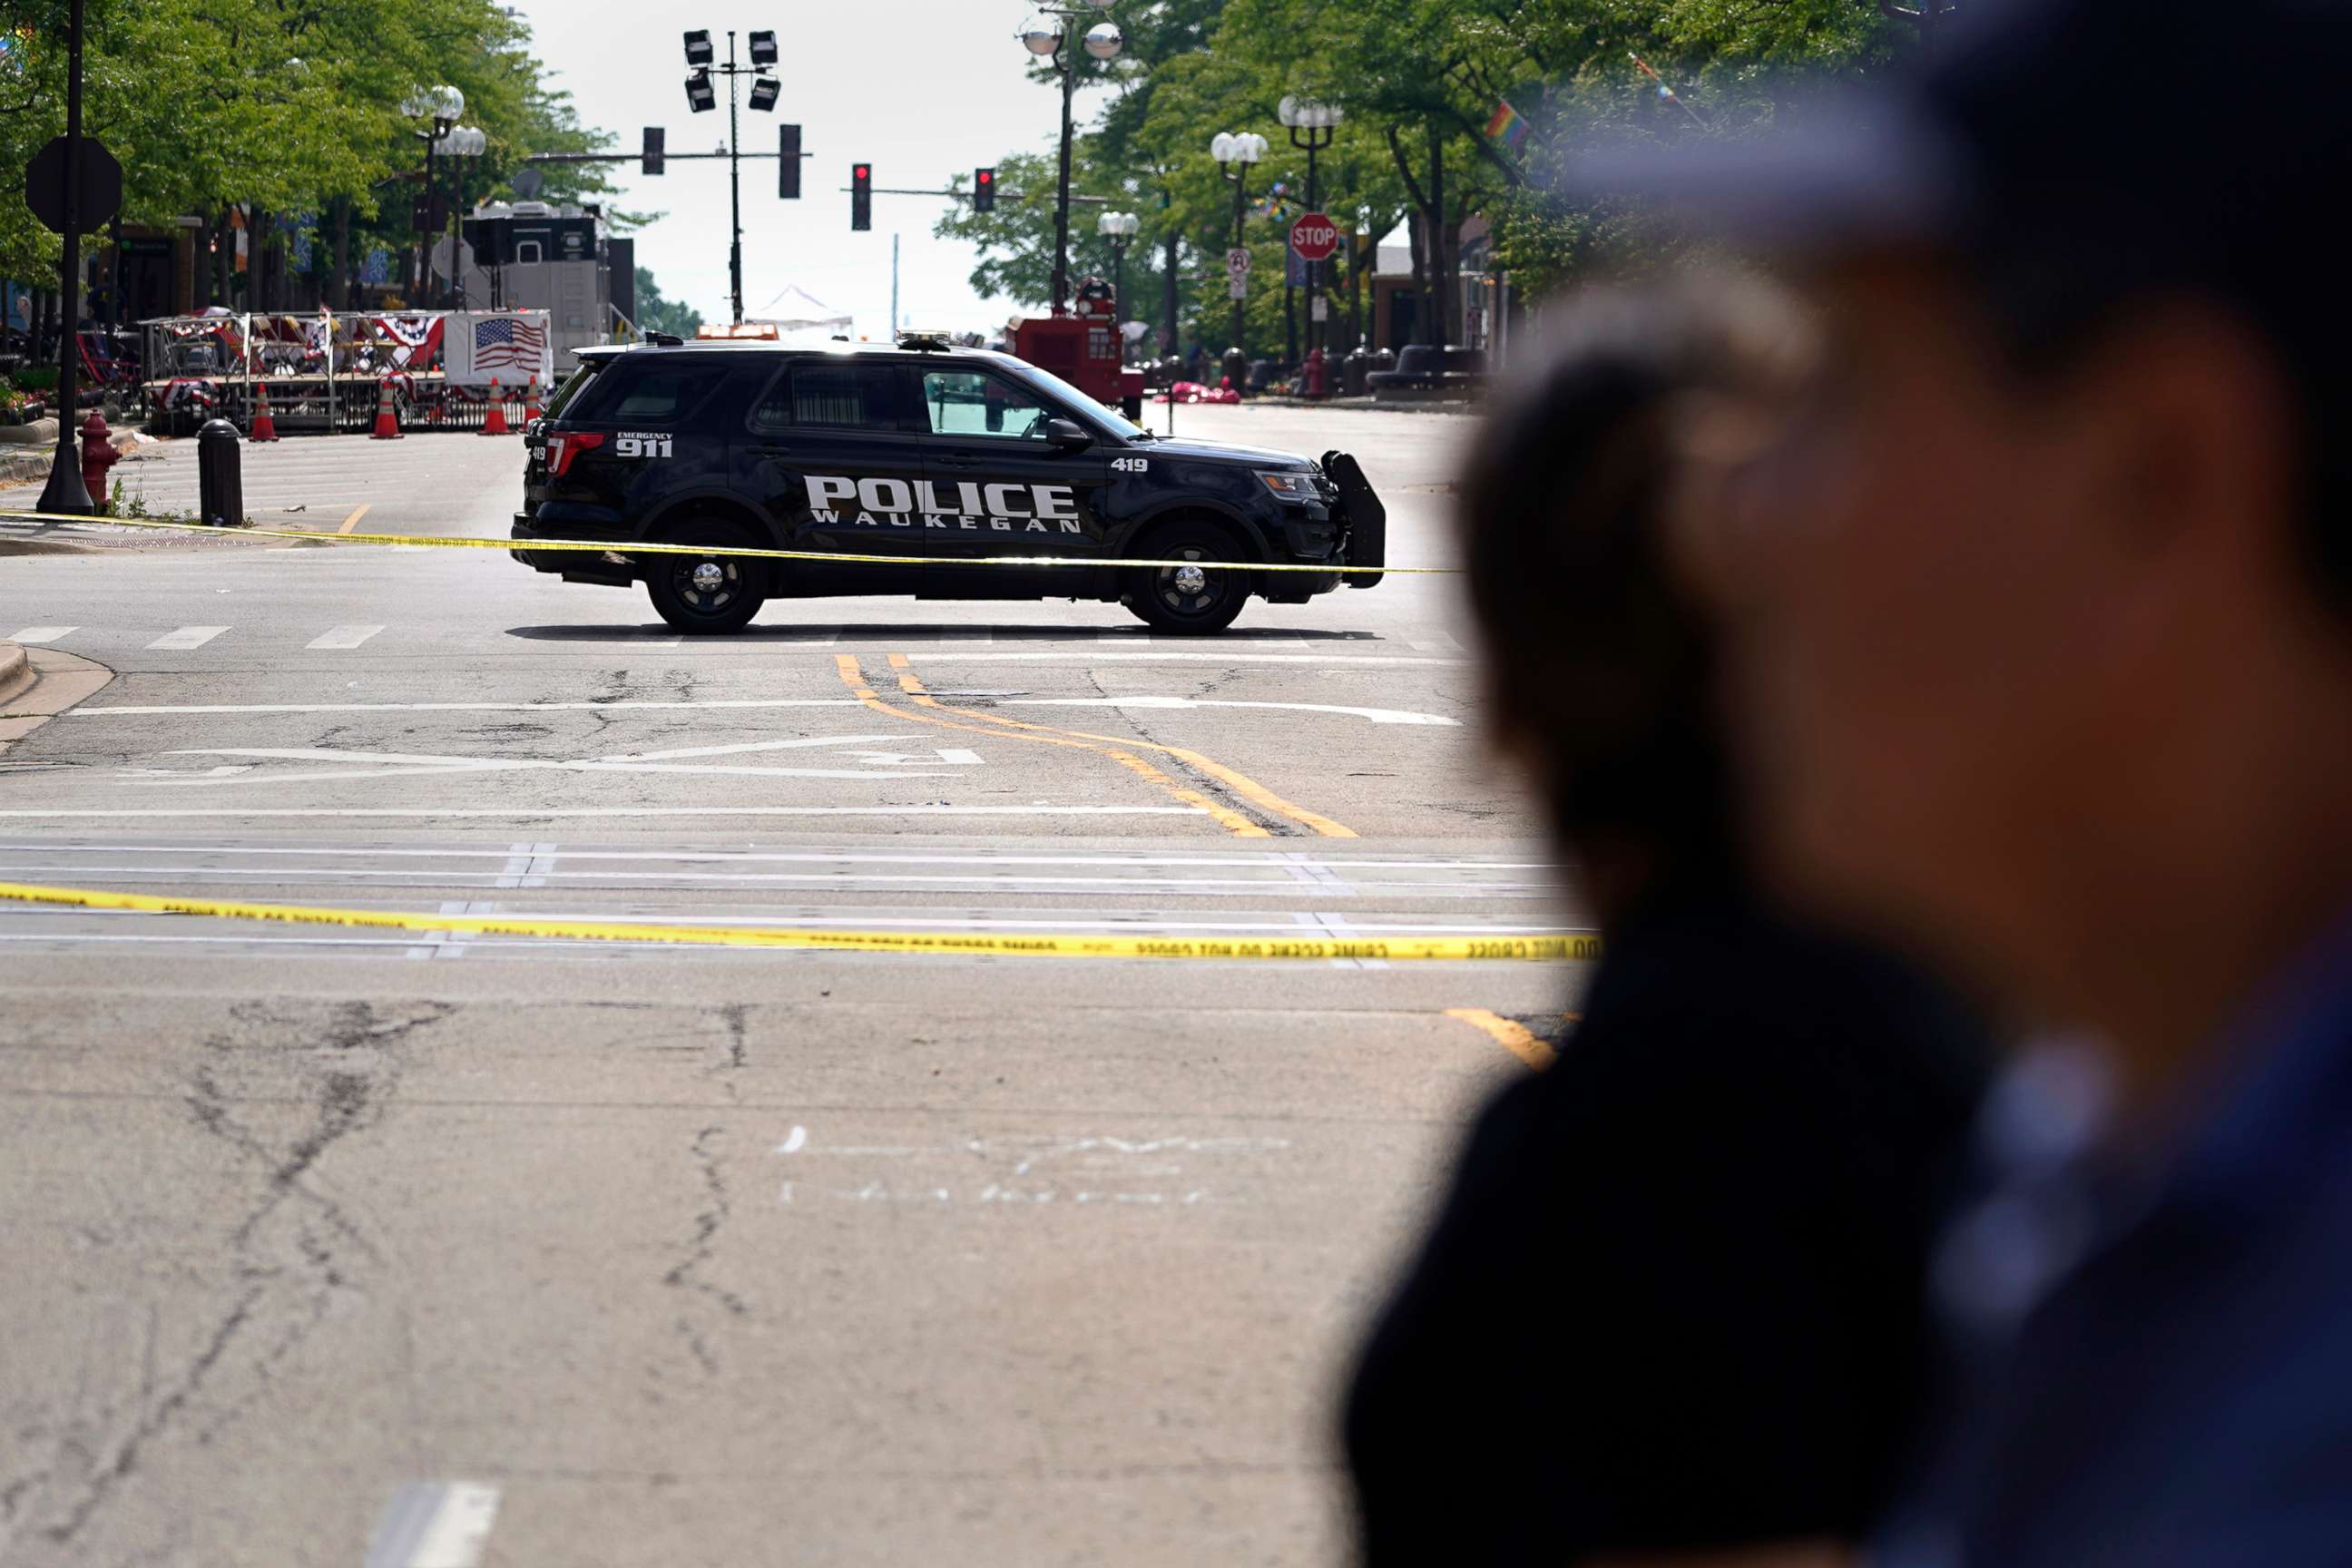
[921, 369, 1055, 441]
[753, 362, 903, 431]
[543, 359, 603, 420]
[597, 358, 732, 424]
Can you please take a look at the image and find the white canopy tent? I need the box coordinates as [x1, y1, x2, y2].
[746, 283, 853, 337]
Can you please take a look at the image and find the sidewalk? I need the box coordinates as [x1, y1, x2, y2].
[0, 640, 113, 754]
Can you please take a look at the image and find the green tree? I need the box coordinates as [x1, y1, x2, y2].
[632, 265, 701, 338]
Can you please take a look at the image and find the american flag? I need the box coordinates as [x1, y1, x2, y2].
[475, 315, 545, 374]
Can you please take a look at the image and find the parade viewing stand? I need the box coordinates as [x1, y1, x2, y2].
[138, 307, 558, 436]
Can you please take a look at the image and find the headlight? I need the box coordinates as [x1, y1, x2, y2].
[1257, 470, 1318, 502]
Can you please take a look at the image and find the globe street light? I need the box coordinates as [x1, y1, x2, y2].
[1210, 131, 1266, 363]
[1278, 94, 1342, 359]
[403, 84, 465, 301]
[1022, 5, 1122, 314]
[1096, 209, 1139, 348]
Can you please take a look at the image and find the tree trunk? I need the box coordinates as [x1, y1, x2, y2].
[1161, 230, 1179, 360]
[1406, 210, 1430, 348]
[331, 201, 350, 312]
[215, 205, 234, 311]
[1420, 128, 1439, 350]
[256, 209, 275, 311]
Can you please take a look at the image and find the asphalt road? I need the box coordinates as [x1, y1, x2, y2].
[0, 404, 1581, 1566]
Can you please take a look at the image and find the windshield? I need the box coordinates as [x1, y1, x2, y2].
[995, 357, 1152, 440]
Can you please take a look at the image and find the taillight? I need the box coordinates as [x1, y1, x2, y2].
[545, 431, 605, 478]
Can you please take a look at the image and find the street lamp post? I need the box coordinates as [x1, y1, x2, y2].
[683, 26, 781, 325]
[401, 85, 465, 304]
[1278, 95, 1341, 359]
[435, 126, 485, 309]
[1023, 5, 1122, 316]
[1096, 209, 1139, 350]
[1210, 132, 1266, 360]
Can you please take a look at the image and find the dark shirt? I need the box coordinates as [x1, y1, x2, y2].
[1876, 906, 2352, 1568]
[1345, 892, 1986, 1564]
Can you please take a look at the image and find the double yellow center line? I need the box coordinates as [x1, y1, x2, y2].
[833, 653, 1356, 839]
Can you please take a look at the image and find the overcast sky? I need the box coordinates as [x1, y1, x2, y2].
[507, 0, 1096, 337]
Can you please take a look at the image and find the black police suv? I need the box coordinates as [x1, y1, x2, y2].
[511, 335, 1385, 634]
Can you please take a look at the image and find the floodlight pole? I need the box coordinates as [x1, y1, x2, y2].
[728, 31, 744, 325]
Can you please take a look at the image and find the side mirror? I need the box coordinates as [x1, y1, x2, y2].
[1043, 416, 1093, 452]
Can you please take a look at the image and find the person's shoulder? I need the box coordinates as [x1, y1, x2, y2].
[1535, 894, 1989, 1143]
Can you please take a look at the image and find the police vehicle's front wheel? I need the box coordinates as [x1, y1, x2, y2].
[1123, 523, 1249, 635]
[647, 522, 766, 634]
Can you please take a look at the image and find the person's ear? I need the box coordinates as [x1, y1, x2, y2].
[2072, 303, 2299, 585]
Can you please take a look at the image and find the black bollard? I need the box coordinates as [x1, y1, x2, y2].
[197, 417, 244, 528]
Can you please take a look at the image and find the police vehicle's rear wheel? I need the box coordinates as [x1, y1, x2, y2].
[646, 521, 767, 634]
[1124, 523, 1249, 635]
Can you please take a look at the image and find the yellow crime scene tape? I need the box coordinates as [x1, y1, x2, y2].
[0, 879, 1599, 962]
[0, 508, 1457, 576]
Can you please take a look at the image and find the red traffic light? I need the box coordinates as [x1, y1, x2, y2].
[976, 169, 992, 185]
[853, 164, 870, 179]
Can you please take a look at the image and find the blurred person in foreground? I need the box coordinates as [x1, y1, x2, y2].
[1628, 0, 2352, 1560]
[1342, 290, 1987, 1567]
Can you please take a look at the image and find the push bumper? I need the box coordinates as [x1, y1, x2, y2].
[1322, 450, 1387, 588]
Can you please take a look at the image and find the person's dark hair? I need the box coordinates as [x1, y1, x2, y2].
[1456, 293, 1751, 916]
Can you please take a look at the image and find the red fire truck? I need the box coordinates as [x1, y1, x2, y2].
[1010, 276, 1146, 422]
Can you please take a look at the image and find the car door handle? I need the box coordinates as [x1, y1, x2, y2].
[935, 452, 986, 470]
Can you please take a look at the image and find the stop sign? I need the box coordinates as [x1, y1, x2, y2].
[1289, 211, 1339, 263]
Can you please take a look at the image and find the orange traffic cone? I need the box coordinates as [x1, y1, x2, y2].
[481, 376, 510, 436]
[370, 378, 402, 440]
[249, 382, 279, 442]
[523, 375, 542, 421]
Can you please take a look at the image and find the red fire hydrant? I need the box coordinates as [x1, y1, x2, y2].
[1303, 348, 1328, 399]
[80, 410, 121, 501]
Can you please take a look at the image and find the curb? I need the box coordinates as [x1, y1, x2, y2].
[0, 644, 114, 753]
[0, 535, 105, 556]
[0, 642, 27, 707]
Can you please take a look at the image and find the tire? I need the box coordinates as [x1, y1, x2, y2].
[644, 519, 768, 634]
[1122, 520, 1251, 635]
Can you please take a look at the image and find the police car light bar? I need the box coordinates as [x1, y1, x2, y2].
[696, 322, 781, 339]
[896, 329, 956, 350]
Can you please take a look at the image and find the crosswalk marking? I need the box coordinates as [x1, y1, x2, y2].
[307, 624, 387, 650]
[7, 627, 75, 644]
[145, 626, 229, 651]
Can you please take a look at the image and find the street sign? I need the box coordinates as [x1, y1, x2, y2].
[23, 134, 123, 233]
[1288, 210, 1339, 263]
[1310, 295, 1329, 322]
[1224, 247, 1252, 279]
[429, 236, 475, 281]
[1229, 278, 1248, 300]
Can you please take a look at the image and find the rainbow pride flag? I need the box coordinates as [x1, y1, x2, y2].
[1485, 100, 1530, 149]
